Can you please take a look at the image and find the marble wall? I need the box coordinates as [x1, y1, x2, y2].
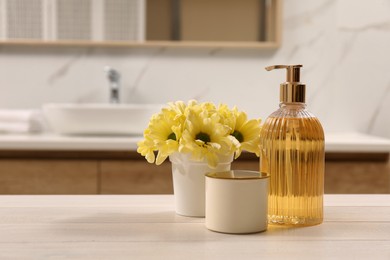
[0, 0, 389, 138]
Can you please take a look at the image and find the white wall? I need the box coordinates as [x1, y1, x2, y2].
[0, 0, 389, 138]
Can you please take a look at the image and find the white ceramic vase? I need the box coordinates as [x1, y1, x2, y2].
[169, 152, 233, 217]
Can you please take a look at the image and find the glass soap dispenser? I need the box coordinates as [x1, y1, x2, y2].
[260, 64, 325, 226]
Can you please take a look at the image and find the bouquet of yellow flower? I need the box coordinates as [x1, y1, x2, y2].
[137, 100, 261, 168]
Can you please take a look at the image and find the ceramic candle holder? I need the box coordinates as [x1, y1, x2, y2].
[205, 170, 269, 234]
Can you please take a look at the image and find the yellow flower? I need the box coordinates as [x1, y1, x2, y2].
[229, 107, 262, 159]
[179, 108, 232, 168]
[137, 100, 262, 166]
[217, 103, 236, 133]
[165, 100, 197, 132]
[137, 134, 155, 163]
[138, 108, 181, 165]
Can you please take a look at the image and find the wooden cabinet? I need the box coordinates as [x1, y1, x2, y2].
[0, 159, 98, 194]
[100, 160, 173, 194]
[325, 161, 390, 194]
[0, 151, 175, 195]
[0, 151, 389, 194]
[232, 154, 390, 194]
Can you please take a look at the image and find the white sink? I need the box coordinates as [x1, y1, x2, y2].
[43, 103, 161, 136]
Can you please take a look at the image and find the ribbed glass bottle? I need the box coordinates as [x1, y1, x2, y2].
[260, 103, 324, 226]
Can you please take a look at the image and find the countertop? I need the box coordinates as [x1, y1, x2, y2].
[0, 132, 389, 152]
[0, 195, 389, 259]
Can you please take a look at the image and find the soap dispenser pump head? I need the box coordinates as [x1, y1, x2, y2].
[265, 64, 306, 103]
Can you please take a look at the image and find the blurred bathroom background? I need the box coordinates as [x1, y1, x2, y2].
[0, 0, 389, 195]
[0, 0, 388, 137]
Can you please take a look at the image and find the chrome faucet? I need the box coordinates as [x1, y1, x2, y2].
[104, 66, 120, 104]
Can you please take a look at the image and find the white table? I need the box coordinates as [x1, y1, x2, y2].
[0, 195, 389, 259]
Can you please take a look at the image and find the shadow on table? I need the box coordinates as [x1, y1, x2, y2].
[50, 210, 203, 238]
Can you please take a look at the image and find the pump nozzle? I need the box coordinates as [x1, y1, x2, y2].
[265, 64, 305, 103]
[265, 64, 303, 83]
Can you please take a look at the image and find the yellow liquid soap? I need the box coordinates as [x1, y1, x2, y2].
[260, 104, 325, 226]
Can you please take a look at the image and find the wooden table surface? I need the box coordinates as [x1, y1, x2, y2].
[0, 195, 389, 259]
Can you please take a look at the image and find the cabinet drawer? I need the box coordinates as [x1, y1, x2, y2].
[100, 160, 173, 194]
[0, 159, 98, 194]
[230, 159, 390, 194]
[325, 161, 390, 194]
